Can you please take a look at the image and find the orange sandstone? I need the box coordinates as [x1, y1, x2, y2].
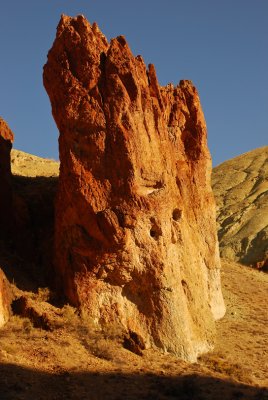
[44, 15, 225, 361]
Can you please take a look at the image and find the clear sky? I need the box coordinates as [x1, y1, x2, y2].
[0, 0, 267, 166]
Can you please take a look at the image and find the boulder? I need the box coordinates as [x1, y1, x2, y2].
[44, 15, 225, 361]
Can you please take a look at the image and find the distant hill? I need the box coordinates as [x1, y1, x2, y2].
[11, 149, 59, 177]
[212, 146, 268, 267]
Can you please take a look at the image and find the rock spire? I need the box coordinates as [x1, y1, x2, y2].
[44, 15, 225, 361]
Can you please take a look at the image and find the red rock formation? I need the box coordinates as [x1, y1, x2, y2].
[44, 15, 225, 361]
[0, 117, 14, 239]
[0, 268, 12, 327]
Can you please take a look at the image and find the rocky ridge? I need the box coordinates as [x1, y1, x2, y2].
[43, 15, 225, 361]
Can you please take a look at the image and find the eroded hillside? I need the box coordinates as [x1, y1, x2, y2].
[212, 146, 268, 267]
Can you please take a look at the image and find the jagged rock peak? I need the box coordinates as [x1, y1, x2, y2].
[0, 117, 14, 143]
[43, 15, 225, 362]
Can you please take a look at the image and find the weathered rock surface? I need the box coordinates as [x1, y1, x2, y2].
[44, 15, 225, 361]
[212, 146, 268, 269]
[0, 268, 12, 327]
[0, 117, 14, 239]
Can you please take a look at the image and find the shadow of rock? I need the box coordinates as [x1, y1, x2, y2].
[0, 135, 13, 240]
[0, 362, 267, 400]
[0, 175, 58, 293]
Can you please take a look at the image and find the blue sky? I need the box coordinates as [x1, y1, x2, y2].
[0, 0, 267, 166]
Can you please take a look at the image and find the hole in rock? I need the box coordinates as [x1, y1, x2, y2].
[150, 226, 162, 240]
[172, 208, 182, 221]
[150, 228, 157, 238]
[149, 218, 162, 240]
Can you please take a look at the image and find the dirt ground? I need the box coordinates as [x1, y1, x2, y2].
[0, 259, 267, 400]
[199, 260, 268, 387]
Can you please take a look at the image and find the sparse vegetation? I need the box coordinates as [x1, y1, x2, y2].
[199, 354, 253, 384]
[0, 260, 267, 399]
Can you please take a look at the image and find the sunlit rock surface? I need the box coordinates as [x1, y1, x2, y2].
[44, 15, 225, 361]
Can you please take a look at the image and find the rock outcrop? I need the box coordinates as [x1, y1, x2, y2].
[212, 146, 268, 269]
[44, 15, 225, 361]
[0, 117, 14, 239]
[0, 268, 12, 327]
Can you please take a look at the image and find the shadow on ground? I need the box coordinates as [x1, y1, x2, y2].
[0, 362, 267, 400]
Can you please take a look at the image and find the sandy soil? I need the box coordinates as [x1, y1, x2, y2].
[0, 259, 267, 400]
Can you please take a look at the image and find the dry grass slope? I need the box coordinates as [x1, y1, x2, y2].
[212, 146, 268, 266]
[11, 149, 59, 178]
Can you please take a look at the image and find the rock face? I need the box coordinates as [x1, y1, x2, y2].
[0, 268, 12, 327]
[0, 117, 14, 239]
[212, 146, 268, 269]
[44, 15, 225, 361]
